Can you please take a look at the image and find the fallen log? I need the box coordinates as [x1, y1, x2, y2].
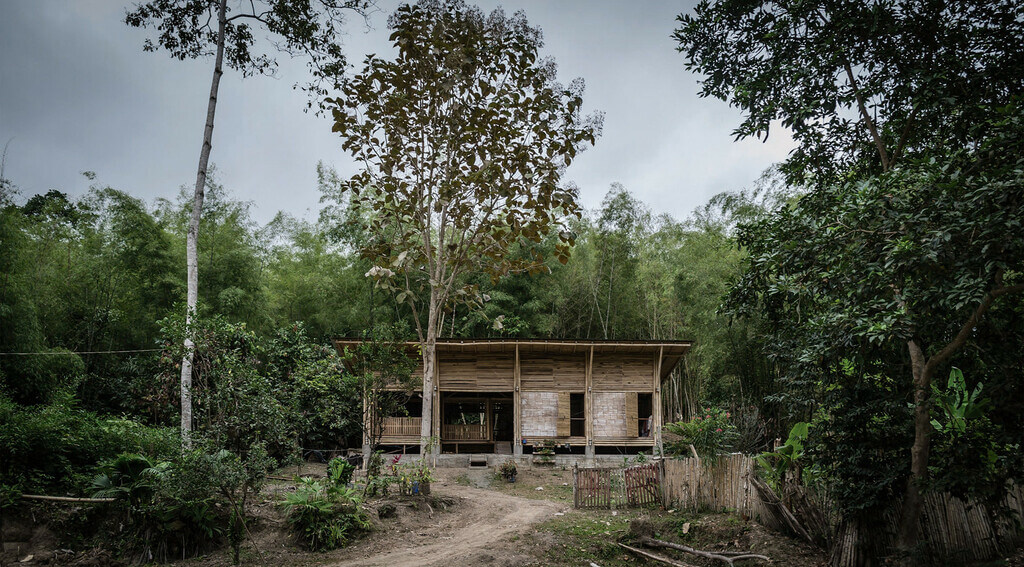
[642, 537, 771, 565]
[618, 543, 698, 567]
[21, 494, 116, 503]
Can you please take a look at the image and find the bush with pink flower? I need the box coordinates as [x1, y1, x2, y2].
[663, 407, 739, 458]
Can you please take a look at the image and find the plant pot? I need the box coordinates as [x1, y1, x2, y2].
[505, 475, 517, 483]
[420, 480, 431, 495]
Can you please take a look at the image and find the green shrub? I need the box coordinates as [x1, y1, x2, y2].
[90, 453, 170, 507]
[328, 457, 355, 486]
[664, 407, 739, 459]
[281, 477, 369, 551]
[0, 394, 177, 493]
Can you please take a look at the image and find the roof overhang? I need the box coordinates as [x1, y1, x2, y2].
[332, 338, 693, 381]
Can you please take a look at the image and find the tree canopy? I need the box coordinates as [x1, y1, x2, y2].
[326, 0, 602, 451]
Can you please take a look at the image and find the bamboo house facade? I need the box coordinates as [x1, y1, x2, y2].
[333, 339, 692, 460]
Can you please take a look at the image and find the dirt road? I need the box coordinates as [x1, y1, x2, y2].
[331, 478, 562, 567]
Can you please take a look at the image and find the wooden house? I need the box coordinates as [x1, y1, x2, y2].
[332, 338, 691, 459]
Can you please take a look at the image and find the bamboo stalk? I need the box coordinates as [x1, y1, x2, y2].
[21, 494, 115, 503]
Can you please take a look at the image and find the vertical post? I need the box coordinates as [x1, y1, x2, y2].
[654, 346, 664, 456]
[486, 398, 493, 443]
[513, 343, 522, 457]
[362, 390, 371, 469]
[585, 345, 594, 461]
[432, 360, 440, 461]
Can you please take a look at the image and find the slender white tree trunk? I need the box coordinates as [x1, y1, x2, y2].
[180, 0, 227, 448]
[419, 289, 439, 456]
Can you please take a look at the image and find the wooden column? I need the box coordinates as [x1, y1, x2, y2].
[509, 341, 520, 456]
[585, 345, 594, 459]
[432, 361, 440, 452]
[653, 346, 664, 455]
[513, 344, 522, 457]
[361, 390, 371, 468]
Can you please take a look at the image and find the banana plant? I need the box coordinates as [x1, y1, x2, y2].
[930, 367, 988, 435]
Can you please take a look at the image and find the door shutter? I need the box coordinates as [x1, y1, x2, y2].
[625, 392, 638, 437]
[557, 392, 571, 437]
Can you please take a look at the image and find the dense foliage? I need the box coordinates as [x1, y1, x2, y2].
[677, 0, 1024, 554]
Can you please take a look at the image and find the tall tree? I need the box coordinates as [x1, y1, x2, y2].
[126, 0, 372, 444]
[676, 0, 1024, 550]
[327, 0, 601, 454]
[675, 0, 1024, 186]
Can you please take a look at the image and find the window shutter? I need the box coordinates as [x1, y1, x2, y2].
[557, 392, 570, 437]
[626, 392, 638, 437]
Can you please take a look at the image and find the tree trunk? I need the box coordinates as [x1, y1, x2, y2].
[180, 0, 227, 448]
[898, 341, 932, 550]
[419, 290, 440, 455]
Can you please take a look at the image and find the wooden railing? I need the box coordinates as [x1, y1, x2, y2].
[382, 417, 421, 437]
[442, 423, 488, 441]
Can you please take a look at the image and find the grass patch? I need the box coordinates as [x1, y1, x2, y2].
[532, 514, 633, 565]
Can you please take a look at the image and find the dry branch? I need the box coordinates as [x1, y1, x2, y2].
[21, 494, 116, 503]
[749, 474, 816, 545]
[642, 537, 770, 565]
[618, 543, 698, 567]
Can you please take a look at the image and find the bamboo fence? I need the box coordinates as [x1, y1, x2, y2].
[661, 454, 1024, 565]
[661, 454, 773, 522]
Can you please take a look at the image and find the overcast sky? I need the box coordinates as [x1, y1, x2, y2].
[0, 1, 794, 225]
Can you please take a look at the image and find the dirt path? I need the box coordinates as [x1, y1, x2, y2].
[330, 479, 562, 567]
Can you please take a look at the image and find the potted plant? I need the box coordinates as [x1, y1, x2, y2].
[416, 462, 434, 495]
[498, 459, 517, 483]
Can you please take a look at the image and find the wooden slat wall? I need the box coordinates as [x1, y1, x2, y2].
[556, 392, 571, 437]
[625, 392, 638, 437]
[520, 354, 586, 391]
[592, 353, 655, 392]
[438, 353, 514, 391]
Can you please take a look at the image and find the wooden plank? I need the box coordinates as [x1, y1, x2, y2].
[654, 346, 663, 452]
[514, 344, 521, 448]
[592, 353, 656, 391]
[437, 352, 514, 391]
[557, 392, 571, 437]
[585, 346, 594, 449]
[520, 353, 586, 391]
[626, 392, 638, 437]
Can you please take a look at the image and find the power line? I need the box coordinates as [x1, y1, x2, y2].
[0, 348, 163, 356]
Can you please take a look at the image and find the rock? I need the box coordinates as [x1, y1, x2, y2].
[629, 518, 657, 539]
